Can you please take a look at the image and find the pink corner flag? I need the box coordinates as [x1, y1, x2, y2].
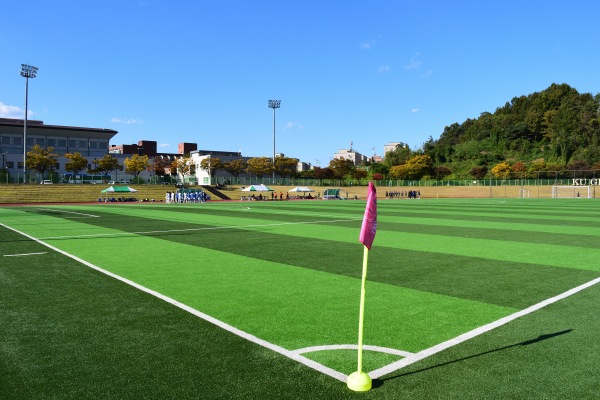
[359, 182, 377, 250]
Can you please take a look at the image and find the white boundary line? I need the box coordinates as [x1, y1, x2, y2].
[35, 218, 360, 241]
[4, 252, 47, 257]
[292, 344, 414, 358]
[368, 275, 600, 379]
[36, 208, 100, 218]
[2, 220, 599, 383]
[0, 222, 348, 382]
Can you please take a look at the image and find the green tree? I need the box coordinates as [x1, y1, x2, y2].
[528, 158, 548, 178]
[388, 165, 407, 180]
[313, 167, 334, 179]
[351, 169, 368, 180]
[124, 154, 150, 182]
[199, 157, 223, 178]
[246, 157, 273, 178]
[329, 157, 355, 179]
[469, 165, 488, 180]
[26, 145, 59, 179]
[174, 156, 192, 184]
[64, 152, 88, 176]
[223, 159, 247, 177]
[274, 156, 298, 178]
[90, 154, 122, 176]
[383, 143, 412, 167]
[298, 169, 315, 179]
[394, 154, 433, 180]
[419, 83, 600, 177]
[433, 166, 453, 180]
[368, 162, 389, 178]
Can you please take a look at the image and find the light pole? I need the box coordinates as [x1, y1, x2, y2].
[20, 64, 38, 183]
[268, 99, 281, 184]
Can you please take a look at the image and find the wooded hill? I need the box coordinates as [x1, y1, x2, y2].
[419, 83, 600, 178]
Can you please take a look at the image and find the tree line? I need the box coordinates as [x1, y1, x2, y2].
[355, 83, 600, 181]
[418, 83, 600, 179]
[17, 83, 600, 183]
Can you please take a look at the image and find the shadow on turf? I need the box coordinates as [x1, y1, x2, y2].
[380, 329, 572, 382]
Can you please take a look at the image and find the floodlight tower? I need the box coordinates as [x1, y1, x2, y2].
[268, 99, 281, 183]
[20, 64, 38, 183]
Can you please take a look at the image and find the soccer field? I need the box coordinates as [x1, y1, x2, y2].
[1, 199, 599, 399]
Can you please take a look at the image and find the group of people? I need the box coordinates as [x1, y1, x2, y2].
[385, 190, 421, 199]
[242, 192, 318, 202]
[165, 189, 210, 204]
[243, 192, 285, 201]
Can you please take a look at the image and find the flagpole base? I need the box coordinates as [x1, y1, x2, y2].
[347, 371, 372, 392]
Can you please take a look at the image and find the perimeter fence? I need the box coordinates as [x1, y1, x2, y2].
[1, 170, 599, 190]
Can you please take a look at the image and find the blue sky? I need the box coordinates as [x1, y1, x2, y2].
[2, 0, 599, 167]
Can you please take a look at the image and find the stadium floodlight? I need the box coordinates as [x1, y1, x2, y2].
[20, 64, 38, 183]
[268, 100, 281, 183]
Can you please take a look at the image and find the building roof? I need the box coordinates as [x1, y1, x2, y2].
[0, 118, 117, 140]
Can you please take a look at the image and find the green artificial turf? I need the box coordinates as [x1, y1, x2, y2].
[0, 229, 347, 399]
[1, 199, 599, 399]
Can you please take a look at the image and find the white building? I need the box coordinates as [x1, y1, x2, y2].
[333, 148, 368, 166]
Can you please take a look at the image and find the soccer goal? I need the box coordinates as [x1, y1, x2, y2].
[552, 186, 592, 198]
[518, 188, 530, 198]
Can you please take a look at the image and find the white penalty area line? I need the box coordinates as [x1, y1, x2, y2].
[0, 222, 349, 383]
[4, 252, 47, 257]
[35, 218, 360, 241]
[368, 274, 600, 379]
[37, 208, 100, 218]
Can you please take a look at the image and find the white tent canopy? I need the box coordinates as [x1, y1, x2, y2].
[101, 186, 138, 193]
[241, 184, 274, 192]
[288, 186, 314, 193]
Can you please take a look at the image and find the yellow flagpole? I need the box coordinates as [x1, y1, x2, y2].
[347, 245, 372, 392]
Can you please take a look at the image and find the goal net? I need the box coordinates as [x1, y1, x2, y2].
[552, 186, 592, 198]
[518, 188, 530, 198]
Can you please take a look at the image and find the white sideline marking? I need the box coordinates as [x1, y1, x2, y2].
[0, 222, 348, 382]
[368, 275, 600, 379]
[3, 220, 599, 383]
[37, 208, 100, 218]
[4, 252, 47, 257]
[36, 218, 360, 241]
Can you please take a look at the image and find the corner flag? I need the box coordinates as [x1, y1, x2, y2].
[348, 182, 377, 392]
[359, 182, 377, 249]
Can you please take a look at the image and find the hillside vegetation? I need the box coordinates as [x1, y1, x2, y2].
[419, 83, 600, 178]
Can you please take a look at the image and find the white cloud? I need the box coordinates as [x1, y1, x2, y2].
[378, 65, 390, 74]
[0, 102, 26, 118]
[411, 108, 420, 113]
[159, 143, 170, 148]
[405, 52, 433, 78]
[360, 36, 381, 50]
[111, 117, 142, 124]
[404, 52, 422, 70]
[285, 121, 303, 130]
[360, 41, 374, 49]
